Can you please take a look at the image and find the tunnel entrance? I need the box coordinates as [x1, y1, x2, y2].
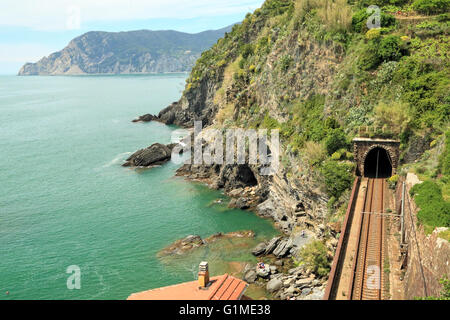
[364, 147, 392, 178]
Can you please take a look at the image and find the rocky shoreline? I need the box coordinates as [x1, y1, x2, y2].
[125, 114, 339, 299]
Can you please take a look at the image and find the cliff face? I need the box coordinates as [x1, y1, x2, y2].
[18, 27, 232, 75]
[154, 0, 448, 237]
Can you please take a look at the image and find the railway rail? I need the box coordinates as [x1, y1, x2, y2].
[324, 177, 389, 300]
[348, 178, 386, 300]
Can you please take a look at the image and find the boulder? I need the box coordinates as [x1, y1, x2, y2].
[284, 285, 297, 295]
[273, 238, 294, 258]
[266, 278, 283, 293]
[243, 269, 257, 284]
[158, 103, 177, 125]
[252, 242, 267, 256]
[265, 237, 281, 255]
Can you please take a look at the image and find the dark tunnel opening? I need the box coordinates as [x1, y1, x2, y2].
[364, 147, 392, 178]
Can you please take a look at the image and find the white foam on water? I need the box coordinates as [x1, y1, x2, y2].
[102, 152, 132, 168]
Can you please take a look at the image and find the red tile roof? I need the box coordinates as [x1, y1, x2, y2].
[127, 274, 248, 300]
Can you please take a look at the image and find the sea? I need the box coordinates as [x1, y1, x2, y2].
[0, 74, 278, 300]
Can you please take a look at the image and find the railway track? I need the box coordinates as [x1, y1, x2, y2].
[349, 178, 386, 300]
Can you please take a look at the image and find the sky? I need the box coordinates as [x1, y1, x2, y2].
[0, 0, 265, 74]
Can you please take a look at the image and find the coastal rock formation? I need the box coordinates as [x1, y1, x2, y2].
[246, 260, 326, 300]
[158, 230, 255, 256]
[132, 114, 158, 123]
[122, 143, 176, 167]
[18, 27, 232, 75]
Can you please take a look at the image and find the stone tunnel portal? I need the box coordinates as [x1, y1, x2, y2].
[363, 147, 393, 178]
[353, 138, 400, 178]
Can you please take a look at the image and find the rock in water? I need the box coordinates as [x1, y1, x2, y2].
[123, 143, 175, 167]
[132, 114, 157, 123]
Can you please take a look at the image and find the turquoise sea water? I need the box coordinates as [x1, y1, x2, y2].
[0, 75, 277, 300]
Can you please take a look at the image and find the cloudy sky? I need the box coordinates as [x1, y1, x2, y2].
[0, 0, 265, 74]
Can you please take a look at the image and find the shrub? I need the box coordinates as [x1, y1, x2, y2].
[359, 35, 408, 70]
[388, 175, 399, 189]
[305, 141, 327, 166]
[366, 28, 381, 40]
[331, 151, 343, 160]
[412, 0, 450, 15]
[241, 43, 254, 59]
[438, 131, 450, 177]
[261, 0, 294, 17]
[262, 113, 280, 129]
[410, 180, 450, 229]
[378, 35, 403, 62]
[298, 240, 330, 277]
[358, 40, 383, 70]
[325, 128, 350, 155]
[238, 58, 246, 70]
[321, 160, 354, 199]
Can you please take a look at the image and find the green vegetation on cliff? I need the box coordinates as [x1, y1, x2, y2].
[181, 0, 449, 226]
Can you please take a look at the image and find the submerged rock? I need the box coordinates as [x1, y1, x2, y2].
[158, 230, 255, 257]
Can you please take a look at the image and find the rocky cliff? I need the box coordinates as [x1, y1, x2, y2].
[132, 0, 449, 298]
[18, 27, 232, 75]
[150, 0, 448, 235]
